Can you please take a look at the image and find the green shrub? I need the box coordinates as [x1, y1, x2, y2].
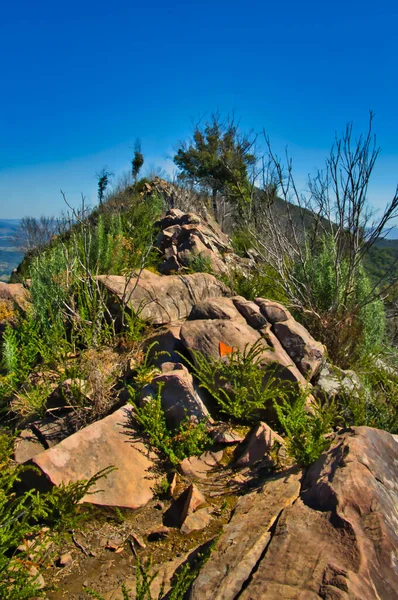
[131, 384, 211, 466]
[183, 340, 288, 422]
[185, 254, 214, 275]
[274, 393, 336, 466]
[294, 236, 386, 367]
[338, 350, 398, 433]
[222, 265, 288, 303]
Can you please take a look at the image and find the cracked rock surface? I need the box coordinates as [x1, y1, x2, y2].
[190, 427, 398, 600]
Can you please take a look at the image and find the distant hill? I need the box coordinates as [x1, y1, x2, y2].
[0, 219, 24, 282]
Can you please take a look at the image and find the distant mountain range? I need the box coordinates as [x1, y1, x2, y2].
[0, 219, 24, 282]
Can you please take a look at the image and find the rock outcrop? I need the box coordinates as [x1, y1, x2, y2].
[190, 426, 398, 600]
[97, 270, 230, 326]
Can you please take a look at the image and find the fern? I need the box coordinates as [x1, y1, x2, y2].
[182, 340, 288, 421]
[274, 393, 336, 466]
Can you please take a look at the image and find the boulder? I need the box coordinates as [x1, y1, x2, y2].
[14, 429, 46, 464]
[180, 450, 224, 481]
[273, 318, 325, 379]
[239, 427, 398, 599]
[180, 318, 305, 384]
[232, 296, 268, 329]
[26, 405, 160, 509]
[181, 507, 213, 535]
[164, 483, 207, 528]
[188, 297, 246, 323]
[254, 298, 291, 323]
[97, 270, 230, 326]
[234, 421, 285, 468]
[149, 363, 213, 427]
[0, 281, 29, 311]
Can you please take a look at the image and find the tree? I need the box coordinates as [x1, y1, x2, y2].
[12, 216, 59, 254]
[96, 167, 113, 206]
[244, 113, 398, 365]
[173, 114, 256, 220]
[132, 139, 144, 182]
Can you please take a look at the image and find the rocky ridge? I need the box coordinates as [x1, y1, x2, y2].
[1, 209, 397, 598]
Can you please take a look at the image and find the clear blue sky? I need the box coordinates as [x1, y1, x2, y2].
[0, 0, 397, 219]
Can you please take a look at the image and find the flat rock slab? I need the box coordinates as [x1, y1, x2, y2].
[29, 405, 160, 509]
[97, 270, 230, 325]
[190, 469, 302, 600]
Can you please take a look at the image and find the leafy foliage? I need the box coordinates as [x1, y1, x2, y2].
[274, 393, 337, 466]
[337, 350, 398, 433]
[131, 384, 211, 466]
[174, 114, 256, 216]
[294, 235, 386, 366]
[183, 340, 288, 422]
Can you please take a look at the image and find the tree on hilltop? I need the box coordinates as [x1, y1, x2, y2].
[132, 139, 144, 183]
[173, 114, 256, 220]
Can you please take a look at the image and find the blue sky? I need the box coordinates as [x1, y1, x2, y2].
[0, 0, 397, 219]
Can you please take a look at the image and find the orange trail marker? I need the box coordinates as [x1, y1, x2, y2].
[219, 341, 234, 357]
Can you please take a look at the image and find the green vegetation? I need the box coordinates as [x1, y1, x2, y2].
[274, 394, 337, 466]
[131, 384, 211, 466]
[1, 113, 398, 597]
[183, 340, 289, 422]
[174, 114, 256, 217]
[0, 433, 112, 599]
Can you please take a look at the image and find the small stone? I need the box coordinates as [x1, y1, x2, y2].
[59, 552, 73, 567]
[180, 508, 213, 535]
[130, 531, 146, 549]
[154, 501, 165, 510]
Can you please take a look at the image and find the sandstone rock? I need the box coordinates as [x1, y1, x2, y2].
[164, 483, 206, 528]
[234, 422, 285, 468]
[150, 363, 212, 427]
[255, 298, 291, 323]
[190, 470, 302, 600]
[273, 317, 325, 379]
[180, 318, 264, 363]
[181, 507, 213, 535]
[232, 296, 268, 329]
[27, 405, 160, 509]
[180, 450, 224, 481]
[14, 428, 46, 464]
[144, 324, 184, 367]
[237, 427, 398, 600]
[209, 424, 244, 445]
[180, 318, 305, 384]
[0, 281, 29, 311]
[97, 270, 230, 326]
[188, 297, 246, 322]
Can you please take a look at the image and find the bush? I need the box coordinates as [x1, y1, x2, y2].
[222, 265, 288, 303]
[131, 384, 211, 466]
[338, 350, 398, 433]
[274, 393, 337, 466]
[294, 236, 386, 367]
[183, 340, 289, 422]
